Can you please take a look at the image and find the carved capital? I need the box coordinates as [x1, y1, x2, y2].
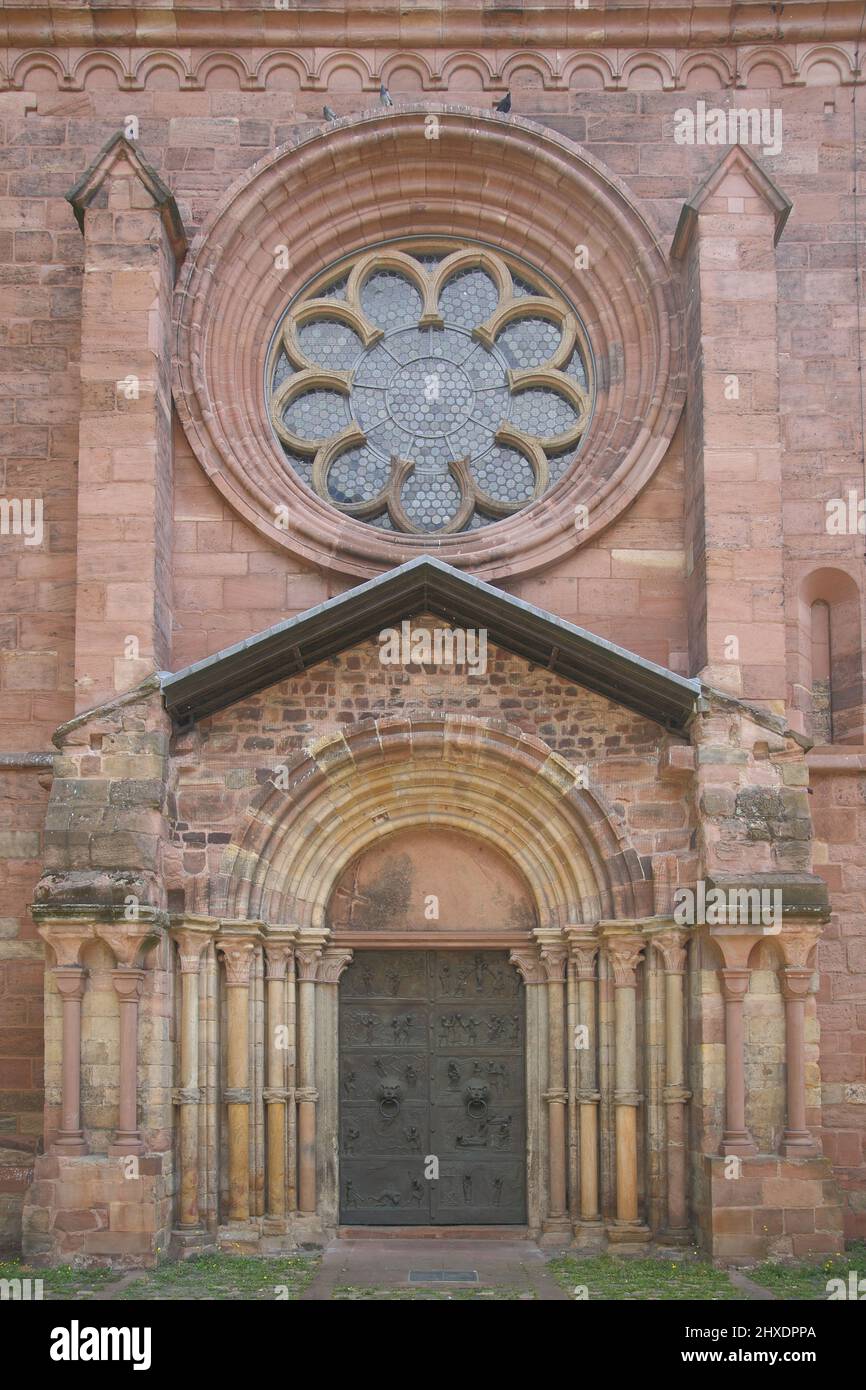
[295, 947, 323, 982]
[96, 922, 161, 969]
[719, 967, 751, 1002]
[295, 1086, 319, 1104]
[38, 922, 95, 968]
[216, 935, 259, 986]
[170, 918, 219, 973]
[508, 948, 546, 985]
[540, 945, 568, 983]
[780, 966, 814, 1002]
[778, 925, 821, 971]
[604, 934, 645, 989]
[319, 948, 354, 984]
[651, 928, 689, 975]
[53, 965, 87, 1001]
[566, 930, 600, 980]
[110, 967, 146, 1002]
[263, 942, 294, 981]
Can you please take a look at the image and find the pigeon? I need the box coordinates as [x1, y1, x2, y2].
[323, 105, 337, 121]
[380, 82, 393, 107]
[493, 91, 512, 113]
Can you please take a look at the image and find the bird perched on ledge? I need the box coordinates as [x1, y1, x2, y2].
[493, 91, 512, 113]
[323, 105, 337, 121]
[380, 82, 393, 107]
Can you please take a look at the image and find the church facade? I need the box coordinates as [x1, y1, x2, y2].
[0, 2, 864, 1266]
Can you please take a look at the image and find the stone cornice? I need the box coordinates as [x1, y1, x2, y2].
[3, 4, 866, 50]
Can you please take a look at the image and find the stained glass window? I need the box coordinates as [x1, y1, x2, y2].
[267, 242, 593, 534]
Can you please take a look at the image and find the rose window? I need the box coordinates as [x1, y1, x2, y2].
[267, 242, 593, 533]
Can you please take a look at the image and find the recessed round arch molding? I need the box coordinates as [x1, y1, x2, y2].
[173, 104, 685, 582]
[209, 716, 652, 928]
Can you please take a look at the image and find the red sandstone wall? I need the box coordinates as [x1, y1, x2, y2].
[1, 40, 864, 1245]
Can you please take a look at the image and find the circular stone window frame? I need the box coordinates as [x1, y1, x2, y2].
[173, 105, 685, 582]
[264, 237, 595, 536]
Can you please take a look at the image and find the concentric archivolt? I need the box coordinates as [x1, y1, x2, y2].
[266, 241, 592, 535]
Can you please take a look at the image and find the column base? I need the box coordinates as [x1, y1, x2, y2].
[571, 1218, 606, 1250]
[52, 1136, 88, 1157]
[261, 1216, 290, 1235]
[169, 1227, 218, 1259]
[606, 1220, 652, 1249]
[780, 1133, 818, 1158]
[720, 1133, 758, 1157]
[538, 1216, 572, 1247]
[109, 1135, 145, 1157]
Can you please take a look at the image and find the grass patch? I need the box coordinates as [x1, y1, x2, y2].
[548, 1254, 746, 1301]
[116, 1252, 319, 1301]
[0, 1258, 119, 1300]
[746, 1241, 866, 1302]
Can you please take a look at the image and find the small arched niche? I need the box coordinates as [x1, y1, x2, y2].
[796, 568, 865, 745]
[326, 825, 538, 941]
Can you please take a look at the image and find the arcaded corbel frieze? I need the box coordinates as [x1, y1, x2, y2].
[34, 919, 97, 968]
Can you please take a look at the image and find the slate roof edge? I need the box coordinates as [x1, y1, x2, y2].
[160, 554, 701, 732]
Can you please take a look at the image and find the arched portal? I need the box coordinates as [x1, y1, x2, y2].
[204, 715, 657, 1237]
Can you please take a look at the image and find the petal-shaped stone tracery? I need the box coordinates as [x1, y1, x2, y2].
[267, 241, 593, 534]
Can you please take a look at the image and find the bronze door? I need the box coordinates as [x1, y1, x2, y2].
[339, 950, 526, 1225]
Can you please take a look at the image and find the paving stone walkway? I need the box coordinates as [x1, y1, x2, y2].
[300, 1237, 572, 1300]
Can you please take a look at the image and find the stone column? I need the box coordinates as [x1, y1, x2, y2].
[715, 931, 761, 1157]
[535, 930, 570, 1233]
[566, 930, 602, 1234]
[53, 968, 89, 1155]
[318, 947, 354, 1226]
[604, 931, 649, 1239]
[170, 918, 219, 1232]
[779, 927, 820, 1157]
[217, 931, 260, 1223]
[97, 922, 162, 1157]
[295, 930, 328, 1215]
[509, 946, 547, 1234]
[652, 928, 692, 1238]
[262, 933, 296, 1226]
[35, 921, 96, 1155]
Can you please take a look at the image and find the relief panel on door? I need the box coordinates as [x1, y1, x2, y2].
[339, 950, 526, 1225]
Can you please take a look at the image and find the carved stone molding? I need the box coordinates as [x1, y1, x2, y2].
[719, 967, 751, 1003]
[604, 934, 646, 989]
[319, 948, 354, 984]
[651, 928, 689, 975]
[508, 948, 546, 985]
[170, 916, 220, 974]
[216, 937, 259, 986]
